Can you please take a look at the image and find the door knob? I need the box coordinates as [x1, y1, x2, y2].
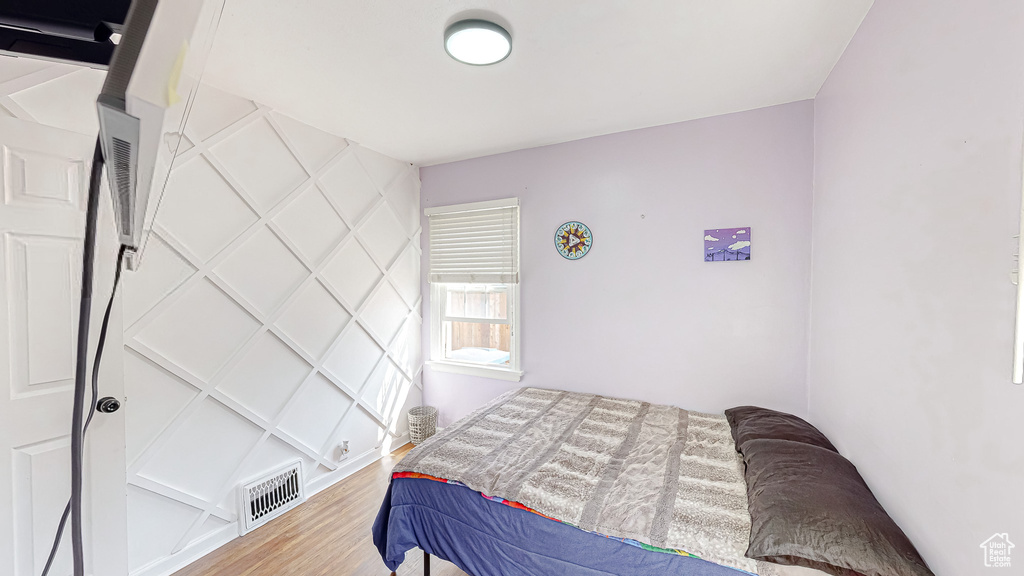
[97, 397, 121, 413]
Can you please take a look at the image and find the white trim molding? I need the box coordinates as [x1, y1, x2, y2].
[424, 196, 519, 215]
[426, 360, 523, 382]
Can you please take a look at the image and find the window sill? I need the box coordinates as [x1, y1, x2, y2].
[426, 360, 523, 382]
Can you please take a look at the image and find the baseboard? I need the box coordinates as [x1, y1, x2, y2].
[130, 523, 237, 576]
[392, 431, 412, 449]
[131, 440, 408, 576]
[307, 446, 381, 496]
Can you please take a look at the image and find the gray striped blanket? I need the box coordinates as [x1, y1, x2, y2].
[394, 387, 779, 575]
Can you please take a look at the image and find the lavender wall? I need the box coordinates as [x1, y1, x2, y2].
[421, 101, 814, 426]
[809, 0, 1024, 573]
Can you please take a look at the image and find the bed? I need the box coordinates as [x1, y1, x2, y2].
[372, 388, 933, 576]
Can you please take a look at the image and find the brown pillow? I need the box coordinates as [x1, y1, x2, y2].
[725, 406, 838, 452]
[741, 439, 934, 576]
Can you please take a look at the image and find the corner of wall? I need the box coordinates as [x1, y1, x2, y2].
[804, 96, 819, 420]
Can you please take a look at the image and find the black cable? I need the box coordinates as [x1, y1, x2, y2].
[39, 140, 112, 576]
[69, 141, 103, 576]
[39, 244, 126, 576]
[86, 244, 127, 433]
[39, 502, 69, 576]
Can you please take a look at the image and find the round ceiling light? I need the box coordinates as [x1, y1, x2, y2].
[444, 19, 512, 66]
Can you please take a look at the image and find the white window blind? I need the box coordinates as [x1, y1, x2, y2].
[426, 198, 519, 284]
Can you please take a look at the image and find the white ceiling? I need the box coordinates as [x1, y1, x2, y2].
[204, 1, 873, 166]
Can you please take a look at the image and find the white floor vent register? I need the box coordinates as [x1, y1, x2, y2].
[238, 460, 306, 535]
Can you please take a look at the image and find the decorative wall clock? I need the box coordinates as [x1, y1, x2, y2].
[555, 221, 593, 260]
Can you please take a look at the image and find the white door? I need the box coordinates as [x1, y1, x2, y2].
[0, 117, 128, 576]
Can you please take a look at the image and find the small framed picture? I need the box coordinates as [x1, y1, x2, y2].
[705, 227, 750, 261]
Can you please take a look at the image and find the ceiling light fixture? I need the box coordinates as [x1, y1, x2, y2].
[444, 19, 511, 66]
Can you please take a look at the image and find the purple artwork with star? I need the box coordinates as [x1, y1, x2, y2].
[704, 227, 751, 261]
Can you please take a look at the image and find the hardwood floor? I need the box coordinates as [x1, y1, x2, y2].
[173, 444, 469, 576]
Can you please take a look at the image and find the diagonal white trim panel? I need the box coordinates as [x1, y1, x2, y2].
[118, 83, 422, 575]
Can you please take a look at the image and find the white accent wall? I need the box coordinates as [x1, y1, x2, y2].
[123, 84, 422, 575]
[2, 56, 422, 576]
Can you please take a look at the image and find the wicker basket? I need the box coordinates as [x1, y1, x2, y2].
[408, 406, 438, 445]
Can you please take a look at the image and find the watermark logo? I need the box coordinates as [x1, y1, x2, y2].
[980, 533, 1014, 568]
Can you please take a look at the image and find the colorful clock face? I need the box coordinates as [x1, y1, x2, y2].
[555, 221, 593, 260]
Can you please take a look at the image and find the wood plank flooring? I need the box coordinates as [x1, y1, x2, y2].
[173, 444, 469, 576]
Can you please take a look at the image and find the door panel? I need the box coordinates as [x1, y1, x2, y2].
[13, 436, 72, 576]
[0, 116, 127, 576]
[7, 233, 81, 397]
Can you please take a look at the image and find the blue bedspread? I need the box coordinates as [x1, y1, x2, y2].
[372, 477, 749, 576]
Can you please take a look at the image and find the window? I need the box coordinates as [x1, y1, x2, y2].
[426, 198, 521, 381]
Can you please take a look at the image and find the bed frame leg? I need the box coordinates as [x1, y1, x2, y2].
[424, 551, 431, 576]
